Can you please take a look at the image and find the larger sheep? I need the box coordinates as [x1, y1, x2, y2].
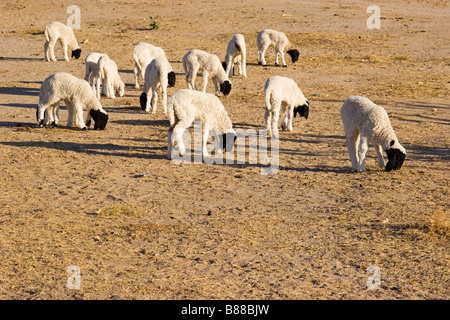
[167, 89, 236, 159]
[37, 72, 108, 130]
[44, 21, 82, 62]
[96, 54, 125, 99]
[132, 42, 167, 89]
[264, 76, 309, 138]
[257, 29, 299, 67]
[140, 56, 176, 114]
[341, 96, 406, 172]
[223, 33, 247, 78]
[182, 49, 232, 96]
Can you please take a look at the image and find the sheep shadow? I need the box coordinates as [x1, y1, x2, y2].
[112, 119, 169, 127]
[404, 144, 449, 161]
[0, 103, 36, 109]
[0, 140, 167, 160]
[0, 86, 40, 97]
[0, 56, 43, 61]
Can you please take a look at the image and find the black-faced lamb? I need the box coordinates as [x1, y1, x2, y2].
[167, 89, 236, 159]
[140, 56, 176, 114]
[37, 72, 108, 130]
[182, 50, 232, 96]
[257, 29, 299, 67]
[222, 33, 247, 78]
[132, 42, 167, 89]
[341, 96, 406, 172]
[44, 21, 82, 62]
[264, 76, 309, 138]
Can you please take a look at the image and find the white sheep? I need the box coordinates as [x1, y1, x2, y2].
[44, 21, 82, 62]
[222, 33, 247, 78]
[95, 54, 125, 99]
[257, 29, 299, 67]
[84, 52, 108, 97]
[264, 76, 309, 138]
[37, 72, 108, 130]
[341, 96, 406, 172]
[182, 49, 232, 96]
[167, 89, 236, 159]
[132, 42, 167, 89]
[140, 57, 176, 114]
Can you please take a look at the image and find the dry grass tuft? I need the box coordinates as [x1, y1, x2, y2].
[97, 203, 144, 218]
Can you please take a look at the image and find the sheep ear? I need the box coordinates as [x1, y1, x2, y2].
[168, 72, 176, 87]
[140, 92, 147, 111]
[385, 148, 396, 172]
[293, 107, 298, 118]
[222, 61, 227, 71]
[390, 140, 395, 146]
[222, 132, 236, 152]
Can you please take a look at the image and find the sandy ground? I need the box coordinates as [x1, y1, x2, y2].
[0, 0, 449, 300]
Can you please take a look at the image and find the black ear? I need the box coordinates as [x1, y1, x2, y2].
[287, 49, 299, 63]
[390, 140, 395, 146]
[385, 148, 397, 172]
[71, 48, 82, 59]
[221, 132, 236, 152]
[293, 107, 298, 118]
[220, 80, 232, 96]
[140, 92, 147, 111]
[222, 61, 227, 71]
[168, 71, 176, 87]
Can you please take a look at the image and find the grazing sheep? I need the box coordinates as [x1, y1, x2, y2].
[140, 57, 176, 114]
[182, 49, 232, 96]
[132, 42, 167, 89]
[341, 96, 406, 172]
[222, 33, 247, 78]
[264, 76, 309, 138]
[96, 55, 125, 99]
[257, 29, 299, 67]
[44, 21, 82, 62]
[84, 52, 108, 97]
[37, 72, 108, 130]
[167, 89, 236, 159]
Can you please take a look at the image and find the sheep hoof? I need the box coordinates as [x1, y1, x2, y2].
[51, 122, 58, 128]
[81, 127, 87, 131]
[283, 65, 287, 68]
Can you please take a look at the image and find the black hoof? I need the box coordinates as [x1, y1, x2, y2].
[283, 65, 287, 68]
[51, 122, 58, 128]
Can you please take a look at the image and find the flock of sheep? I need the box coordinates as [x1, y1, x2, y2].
[36, 20, 406, 172]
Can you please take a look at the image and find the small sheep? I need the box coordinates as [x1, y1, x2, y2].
[140, 57, 176, 114]
[167, 89, 236, 159]
[84, 52, 108, 97]
[37, 72, 108, 130]
[182, 50, 232, 96]
[264, 76, 309, 138]
[222, 33, 247, 78]
[95, 55, 125, 99]
[44, 21, 82, 62]
[257, 29, 299, 67]
[341, 96, 406, 172]
[132, 42, 167, 89]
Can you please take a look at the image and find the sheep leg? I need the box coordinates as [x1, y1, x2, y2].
[167, 127, 174, 159]
[48, 39, 57, 62]
[271, 108, 280, 138]
[275, 50, 280, 66]
[280, 51, 287, 67]
[172, 123, 189, 157]
[186, 66, 198, 90]
[374, 143, 386, 168]
[259, 44, 269, 66]
[107, 76, 115, 99]
[357, 136, 368, 172]
[265, 108, 273, 137]
[61, 41, 70, 61]
[151, 84, 160, 114]
[202, 126, 211, 158]
[44, 41, 50, 61]
[161, 85, 167, 114]
[201, 71, 209, 93]
[134, 62, 141, 89]
[346, 131, 359, 171]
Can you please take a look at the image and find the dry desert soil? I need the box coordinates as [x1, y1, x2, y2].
[0, 0, 449, 300]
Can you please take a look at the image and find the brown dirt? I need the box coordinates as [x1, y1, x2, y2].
[0, 0, 448, 300]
